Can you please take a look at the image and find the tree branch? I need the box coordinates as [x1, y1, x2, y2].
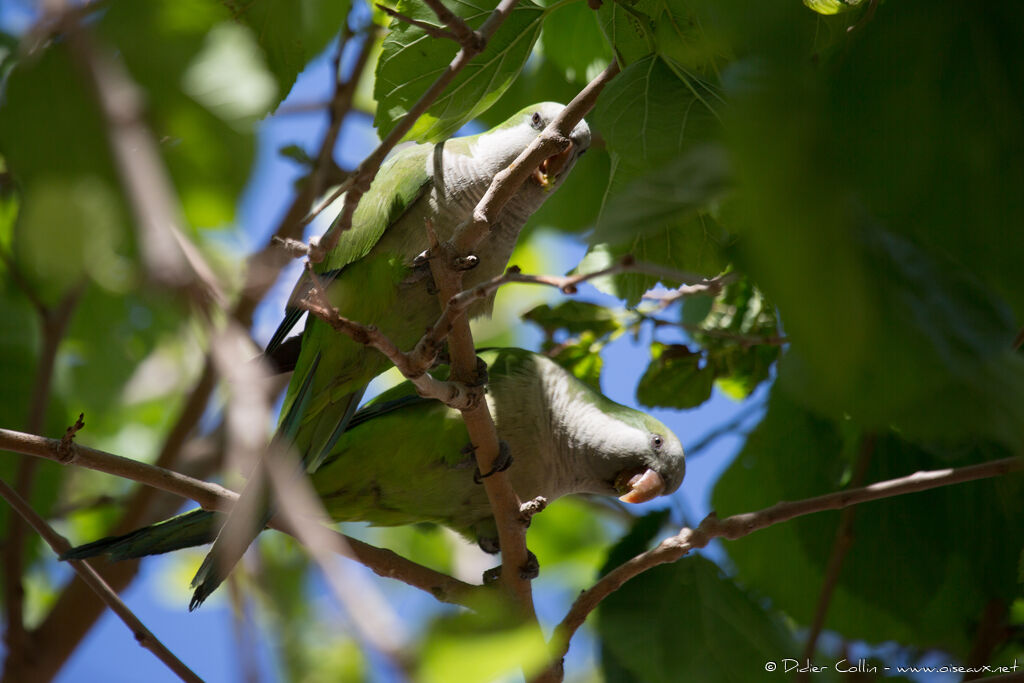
[0, 479, 204, 683]
[799, 435, 875, 673]
[0, 427, 478, 606]
[2, 281, 83, 669]
[543, 454, 1024, 677]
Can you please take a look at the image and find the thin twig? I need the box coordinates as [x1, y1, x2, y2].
[376, 4, 459, 42]
[0, 427, 477, 606]
[297, 266, 482, 410]
[798, 435, 875, 673]
[642, 272, 738, 306]
[263, 456, 411, 669]
[541, 454, 1024, 676]
[0, 479, 204, 683]
[421, 0, 482, 49]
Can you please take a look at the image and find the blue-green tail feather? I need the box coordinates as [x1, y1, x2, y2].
[60, 509, 220, 562]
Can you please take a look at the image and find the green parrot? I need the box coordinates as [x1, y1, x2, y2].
[62, 349, 685, 602]
[195, 104, 591, 609]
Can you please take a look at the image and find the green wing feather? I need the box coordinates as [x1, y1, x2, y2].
[265, 143, 433, 357]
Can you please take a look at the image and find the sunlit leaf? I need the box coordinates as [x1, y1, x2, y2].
[375, 0, 544, 141]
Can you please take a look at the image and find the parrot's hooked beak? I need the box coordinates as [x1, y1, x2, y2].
[531, 141, 575, 189]
[614, 467, 666, 504]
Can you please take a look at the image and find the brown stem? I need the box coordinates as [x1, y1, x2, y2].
[2, 283, 82, 674]
[963, 599, 1010, 680]
[798, 435, 875, 675]
[0, 479, 204, 683]
[540, 454, 1024, 679]
[376, 4, 460, 42]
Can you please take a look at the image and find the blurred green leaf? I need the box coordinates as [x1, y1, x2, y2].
[418, 594, 549, 683]
[540, 1, 611, 84]
[590, 144, 730, 245]
[374, 0, 544, 141]
[226, 0, 351, 109]
[599, 554, 796, 683]
[637, 342, 714, 409]
[713, 389, 1024, 657]
[547, 335, 604, 390]
[600, 509, 670, 575]
[803, 0, 865, 16]
[100, 0, 257, 228]
[523, 300, 620, 338]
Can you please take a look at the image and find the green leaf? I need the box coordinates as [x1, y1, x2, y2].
[600, 509, 671, 576]
[690, 277, 781, 399]
[547, 335, 604, 390]
[522, 300, 620, 338]
[374, 0, 545, 141]
[803, 0, 866, 16]
[596, 0, 657, 66]
[98, 0, 258, 228]
[226, 0, 351, 109]
[417, 594, 549, 683]
[654, 0, 732, 74]
[598, 555, 797, 683]
[712, 389, 1024, 657]
[724, 1, 1024, 449]
[592, 55, 720, 168]
[636, 342, 715, 409]
[577, 209, 729, 306]
[589, 144, 730, 245]
[540, 1, 611, 84]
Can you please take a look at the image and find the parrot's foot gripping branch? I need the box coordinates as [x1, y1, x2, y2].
[483, 549, 540, 584]
[473, 440, 513, 483]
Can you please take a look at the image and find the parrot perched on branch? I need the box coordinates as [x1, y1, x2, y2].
[62, 349, 685, 602]
[193, 104, 591, 608]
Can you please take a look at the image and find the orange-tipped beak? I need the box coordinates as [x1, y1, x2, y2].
[615, 467, 666, 504]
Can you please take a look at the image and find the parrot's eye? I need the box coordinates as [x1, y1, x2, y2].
[651, 434, 664, 449]
[531, 112, 543, 130]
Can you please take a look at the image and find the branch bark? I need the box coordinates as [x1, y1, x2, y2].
[542, 454, 1024, 678]
[0, 479, 204, 683]
[2, 280, 82, 674]
[799, 435, 875, 673]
